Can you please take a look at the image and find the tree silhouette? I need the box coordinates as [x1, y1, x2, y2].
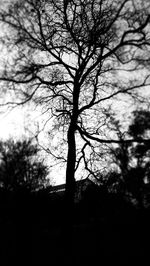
[0, 139, 49, 193]
[0, 0, 150, 211]
[108, 110, 150, 207]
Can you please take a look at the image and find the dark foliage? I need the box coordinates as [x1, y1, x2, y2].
[0, 138, 49, 193]
[109, 110, 150, 208]
[128, 110, 150, 138]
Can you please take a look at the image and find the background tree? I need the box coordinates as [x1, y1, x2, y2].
[107, 110, 150, 207]
[0, 0, 150, 210]
[0, 138, 49, 193]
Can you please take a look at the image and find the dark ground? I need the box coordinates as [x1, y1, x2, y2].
[0, 192, 150, 265]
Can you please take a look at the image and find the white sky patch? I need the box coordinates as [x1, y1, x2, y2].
[0, 107, 27, 139]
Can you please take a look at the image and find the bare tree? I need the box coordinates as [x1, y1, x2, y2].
[0, 0, 150, 211]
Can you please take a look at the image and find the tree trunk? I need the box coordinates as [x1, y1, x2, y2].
[63, 87, 80, 260]
[63, 116, 77, 264]
[65, 121, 76, 218]
[65, 83, 79, 215]
[62, 83, 80, 263]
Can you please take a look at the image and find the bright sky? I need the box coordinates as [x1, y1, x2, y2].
[0, 108, 26, 139]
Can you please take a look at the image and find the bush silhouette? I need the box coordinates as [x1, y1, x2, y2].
[0, 138, 49, 193]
